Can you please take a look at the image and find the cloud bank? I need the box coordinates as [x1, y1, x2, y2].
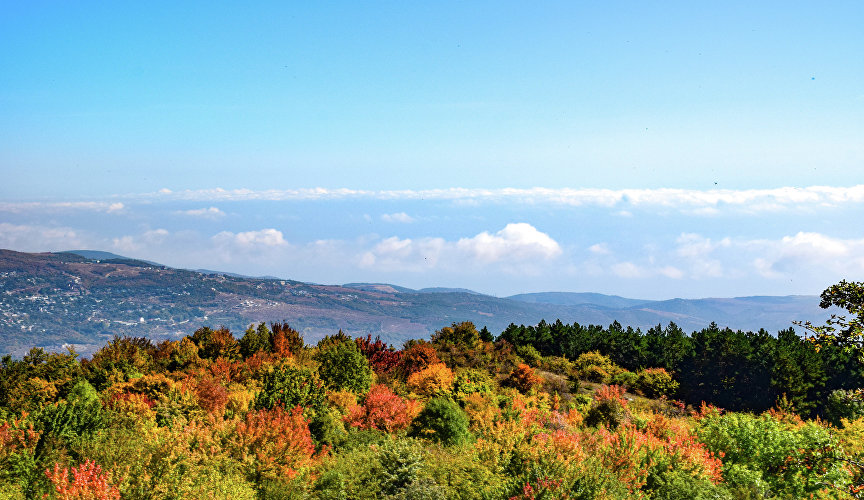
[132, 185, 864, 214]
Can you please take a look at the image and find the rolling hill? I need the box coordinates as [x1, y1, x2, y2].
[0, 249, 836, 357]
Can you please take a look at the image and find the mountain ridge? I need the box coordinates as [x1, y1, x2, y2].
[0, 249, 835, 357]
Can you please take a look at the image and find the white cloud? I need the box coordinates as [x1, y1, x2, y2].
[456, 223, 562, 263]
[133, 184, 864, 214]
[360, 236, 445, 270]
[745, 232, 864, 278]
[589, 243, 610, 255]
[359, 223, 561, 272]
[0, 223, 87, 251]
[0, 201, 124, 213]
[176, 206, 225, 219]
[381, 212, 415, 223]
[212, 228, 287, 248]
[112, 229, 171, 253]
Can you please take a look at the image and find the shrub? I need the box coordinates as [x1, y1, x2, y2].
[44, 459, 120, 500]
[314, 340, 373, 394]
[825, 389, 864, 426]
[344, 385, 417, 433]
[195, 377, 229, 415]
[431, 321, 480, 348]
[541, 356, 575, 376]
[584, 385, 629, 429]
[574, 351, 624, 384]
[581, 365, 611, 384]
[231, 405, 316, 480]
[254, 365, 327, 419]
[504, 364, 543, 394]
[452, 368, 494, 403]
[407, 363, 454, 399]
[400, 343, 440, 375]
[636, 368, 679, 398]
[355, 335, 402, 374]
[610, 370, 638, 390]
[515, 344, 543, 367]
[378, 438, 424, 496]
[152, 337, 202, 372]
[190, 327, 240, 361]
[408, 397, 471, 446]
[83, 336, 154, 391]
[696, 411, 852, 497]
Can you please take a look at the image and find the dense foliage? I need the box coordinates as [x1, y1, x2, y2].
[1, 308, 863, 498]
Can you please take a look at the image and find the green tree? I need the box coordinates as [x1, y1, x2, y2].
[407, 397, 470, 446]
[254, 365, 327, 418]
[314, 338, 372, 394]
[191, 326, 240, 361]
[238, 322, 272, 358]
[431, 321, 480, 348]
[797, 280, 864, 359]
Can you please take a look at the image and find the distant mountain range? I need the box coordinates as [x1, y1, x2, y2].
[0, 249, 836, 357]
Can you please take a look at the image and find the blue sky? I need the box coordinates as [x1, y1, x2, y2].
[2, 2, 863, 298]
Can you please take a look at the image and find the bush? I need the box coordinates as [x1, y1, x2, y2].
[452, 369, 494, 403]
[344, 385, 417, 433]
[407, 363, 454, 399]
[504, 364, 543, 394]
[408, 397, 471, 446]
[254, 365, 327, 418]
[191, 327, 240, 361]
[636, 368, 679, 398]
[431, 322, 480, 348]
[355, 335, 402, 375]
[581, 365, 611, 384]
[400, 343, 440, 376]
[540, 356, 575, 376]
[315, 340, 373, 394]
[825, 389, 864, 426]
[573, 351, 624, 384]
[584, 385, 629, 429]
[514, 344, 542, 367]
[696, 411, 852, 497]
[44, 459, 120, 500]
[610, 370, 638, 390]
[231, 405, 316, 481]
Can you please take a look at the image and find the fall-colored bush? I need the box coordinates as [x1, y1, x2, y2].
[406, 363, 454, 398]
[504, 364, 543, 394]
[452, 368, 494, 402]
[344, 384, 418, 432]
[400, 342, 441, 375]
[195, 377, 229, 415]
[573, 351, 624, 384]
[44, 459, 120, 500]
[231, 405, 317, 480]
[356, 335, 402, 374]
[271, 322, 305, 358]
[152, 337, 202, 372]
[610, 370, 638, 390]
[585, 385, 629, 429]
[431, 321, 480, 348]
[635, 367, 679, 398]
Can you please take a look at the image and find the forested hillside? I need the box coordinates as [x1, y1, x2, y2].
[0, 250, 839, 357]
[2, 310, 863, 498]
